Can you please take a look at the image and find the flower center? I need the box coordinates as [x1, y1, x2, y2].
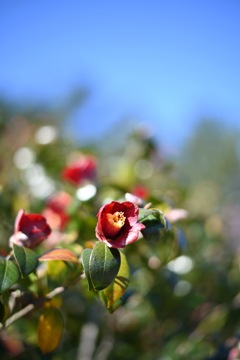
[105, 211, 126, 237]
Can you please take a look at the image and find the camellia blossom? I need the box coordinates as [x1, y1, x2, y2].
[165, 208, 189, 223]
[95, 201, 145, 248]
[132, 185, 149, 200]
[9, 209, 51, 249]
[42, 191, 72, 230]
[125, 192, 144, 207]
[62, 155, 96, 186]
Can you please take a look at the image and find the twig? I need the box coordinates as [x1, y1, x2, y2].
[0, 286, 65, 330]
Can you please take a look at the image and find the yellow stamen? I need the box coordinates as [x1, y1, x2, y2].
[105, 211, 126, 237]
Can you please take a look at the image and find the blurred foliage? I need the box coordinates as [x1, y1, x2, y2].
[0, 97, 240, 360]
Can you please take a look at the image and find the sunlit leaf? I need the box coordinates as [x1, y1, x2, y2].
[13, 243, 39, 277]
[81, 248, 94, 290]
[39, 248, 79, 263]
[40, 249, 83, 291]
[38, 306, 64, 353]
[89, 242, 121, 291]
[0, 259, 20, 294]
[46, 260, 83, 290]
[100, 251, 130, 312]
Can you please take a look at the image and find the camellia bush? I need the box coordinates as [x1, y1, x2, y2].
[0, 107, 240, 360]
[2, 193, 169, 351]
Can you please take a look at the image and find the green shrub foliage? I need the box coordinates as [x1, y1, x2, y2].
[0, 107, 240, 359]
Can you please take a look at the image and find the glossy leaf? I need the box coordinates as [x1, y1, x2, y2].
[13, 243, 39, 277]
[139, 208, 170, 242]
[39, 248, 79, 263]
[100, 251, 130, 312]
[81, 248, 93, 290]
[38, 306, 64, 353]
[139, 208, 169, 228]
[0, 259, 20, 294]
[89, 242, 121, 291]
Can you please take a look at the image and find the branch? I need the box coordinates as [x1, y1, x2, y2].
[0, 286, 64, 330]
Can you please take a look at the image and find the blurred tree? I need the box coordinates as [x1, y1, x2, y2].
[178, 119, 240, 192]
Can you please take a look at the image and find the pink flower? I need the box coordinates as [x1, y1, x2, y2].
[125, 193, 144, 207]
[95, 201, 145, 248]
[62, 155, 96, 186]
[165, 208, 189, 223]
[228, 347, 239, 360]
[9, 210, 51, 248]
[42, 191, 72, 230]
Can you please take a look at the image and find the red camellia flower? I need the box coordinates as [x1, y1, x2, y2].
[62, 155, 96, 186]
[95, 201, 145, 248]
[9, 209, 51, 249]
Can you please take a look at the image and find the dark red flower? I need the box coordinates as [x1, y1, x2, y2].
[62, 155, 96, 186]
[42, 191, 72, 230]
[9, 210, 51, 248]
[95, 201, 145, 248]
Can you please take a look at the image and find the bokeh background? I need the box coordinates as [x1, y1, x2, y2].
[1, 1, 240, 360]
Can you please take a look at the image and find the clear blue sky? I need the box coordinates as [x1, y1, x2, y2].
[1, 0, 240, 150]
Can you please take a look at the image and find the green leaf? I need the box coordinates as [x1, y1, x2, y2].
[38, 306, 64, 353]
[100, 251, 130, 312]
[0, 259, 20, 294]
[81, 248, 94, 290]
[139, 208, 170, 242]
[0, 301, 5, 323]
[0, 292, 10, 324]
[194, 305, 228, 337]
[89, 242, 121, 291]
[138, 208, 169, 228]
[39, 249, 83, 291]
[13, 243, 39, 277]
[46, 260, 83, 290]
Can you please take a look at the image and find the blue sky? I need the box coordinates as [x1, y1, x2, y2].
[1, 0, 240, 150]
